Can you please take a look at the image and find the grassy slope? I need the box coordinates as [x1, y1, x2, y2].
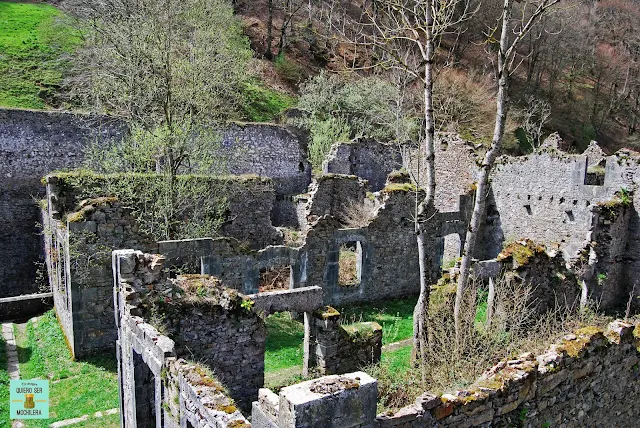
[0, 2, 79, 109]
[14, 311, 118, 427]
[0, 334, 9, 428]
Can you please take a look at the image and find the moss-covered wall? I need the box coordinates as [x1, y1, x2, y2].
[375, 320, 640, 427]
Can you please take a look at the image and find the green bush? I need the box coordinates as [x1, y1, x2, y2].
[241, 81, 296, 122]
[274, 54, 306, 86]
[296, 72, 406, 169]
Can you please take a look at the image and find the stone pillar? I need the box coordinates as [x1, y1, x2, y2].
[252, 372, 378, 428]
[310, 306, 342, 375]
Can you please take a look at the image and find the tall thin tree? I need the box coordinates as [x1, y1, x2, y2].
[322, 0, 473, 372]
[454, 0, 561, 341]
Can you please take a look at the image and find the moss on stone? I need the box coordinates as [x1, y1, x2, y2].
[497, 239, 546, 267]
[341, 321, 382, 340]
[216, 404, 237, 414]
[575, 326, 603, 336]
[315, 305, 341, 319]
[558, 328, 603, 358]
[383, 182, 417, 193]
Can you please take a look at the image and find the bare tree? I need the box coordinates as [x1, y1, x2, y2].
[454, 0, 561, 341]
[518, 94, 552, 150]
[322, 0, 473, 371]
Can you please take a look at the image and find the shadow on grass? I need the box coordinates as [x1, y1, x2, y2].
[82, 353, 118, 374]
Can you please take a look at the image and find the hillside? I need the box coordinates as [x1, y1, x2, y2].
[2, 0, 639, 154]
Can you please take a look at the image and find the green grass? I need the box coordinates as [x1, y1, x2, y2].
[0, 334, 9, 428]
[71, 412, 120, 427]
[337, 297, 417, 345]
[14, 310, 119, 427]
[0, 2, 81, 109]
[241, 80, 296, 122]
[263, 297, 417, 373]
[380, 345, 412, 372]
[264, 312, 304, 372]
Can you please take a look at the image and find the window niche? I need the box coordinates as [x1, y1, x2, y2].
[338, 241, 363, 287]
[442, 233, 462, 269]
[259, 265, 293, 292]
[585, 158, 606, 186]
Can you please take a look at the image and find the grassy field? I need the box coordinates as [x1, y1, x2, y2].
[264, 297, 417, 374]
[337, 297, 417, 345]
[0, 334, 9, 428]
[265, 312, 305, 372]
[0, 1, 80, 109]
[14, 311, 119, 427]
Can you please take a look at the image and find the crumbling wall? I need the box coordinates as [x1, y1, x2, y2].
[300, 174, 370, 229]
[44, 196, 155, 357]
[0, 107, 308, 301]
[114, 249, 265, 417]
[223, 122, 311, 227]
[301, 184, 423, 306]
[0, 108, 123, 299]
[487, 137, 620, 259]
[308, 307, 382, 376]
[325, 135, 480, 212]
[323, 139, 402, 191]
[44, 172, 279, 357]
[495, 239, 580, 314]
[373, 320, 640, 428]
[587, 200, 632, 310]
[255, 320, 640, 427]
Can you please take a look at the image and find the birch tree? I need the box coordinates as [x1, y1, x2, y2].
[323, 0, 472, 370]
[454, 0, 561, 341]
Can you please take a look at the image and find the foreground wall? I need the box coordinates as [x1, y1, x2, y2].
[255, 320, 640, 427]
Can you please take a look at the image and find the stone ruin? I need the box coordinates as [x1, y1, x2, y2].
[3, 107, 640, 425]
[113, 248, 383, 426]
[116, 248, 640, 427]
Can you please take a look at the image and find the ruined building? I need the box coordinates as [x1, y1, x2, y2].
[2, 107, 640, 426]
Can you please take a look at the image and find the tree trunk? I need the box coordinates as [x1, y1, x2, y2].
[455, 0, 512, 343]
[265, 0, 274, 59]
[413, 0, 435, 371]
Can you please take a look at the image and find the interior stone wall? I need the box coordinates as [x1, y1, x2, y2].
[0, 108, 309, 300]
[114, 249, 263, 417]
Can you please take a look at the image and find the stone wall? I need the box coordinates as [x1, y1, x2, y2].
[323, 139, 402, 191]
[203, 176, 472, 307]
[308, 307, 382, 376]
[323, 134, 480, 212]
[223, 123, 311, 227]
[114, 249, 265, 416]
[43, 192, 156, 357]
[0, 108, 123, 298]
[254, 320, 640, 427]
[486, 137, 618, 260]
[0, 107, 309, 300]
[372, 320, 640, 427]
[301, 174, 369, 229]
[43, 173, 279, 357]
[253, 372, 378, 428]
